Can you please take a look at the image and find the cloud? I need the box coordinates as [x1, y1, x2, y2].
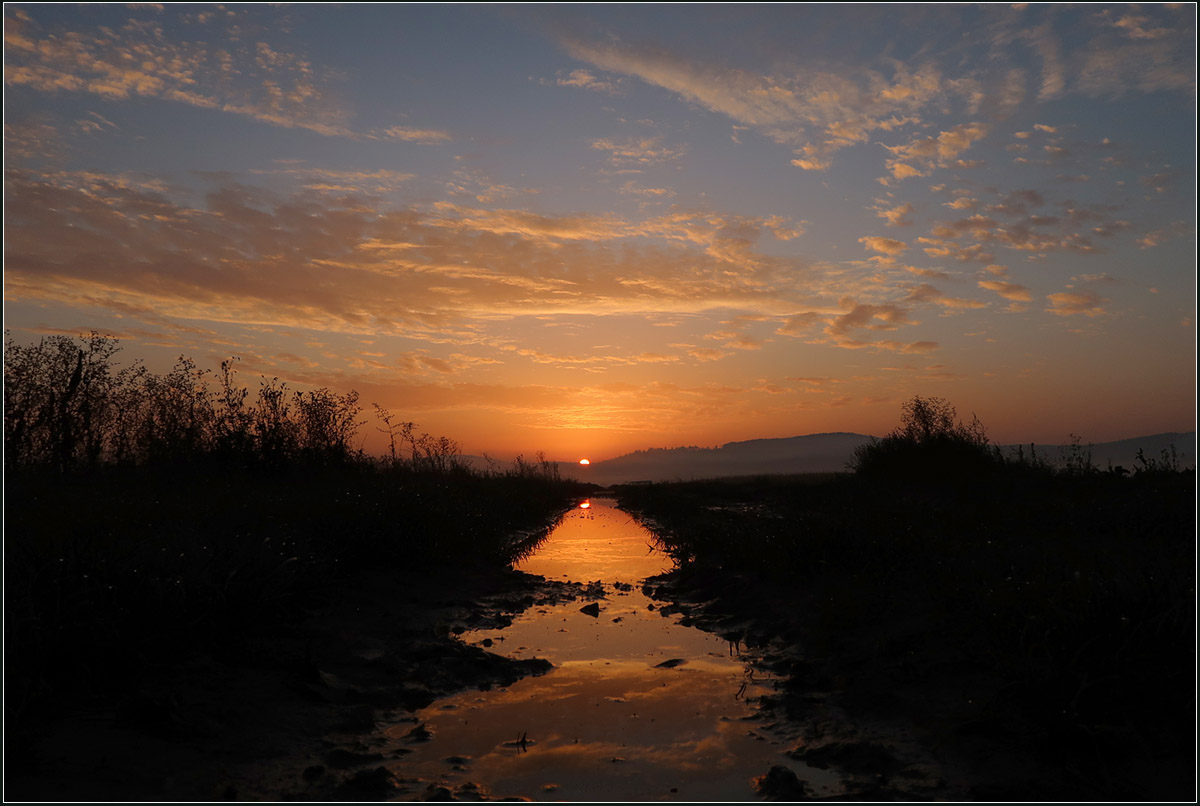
[876, 201, 915, 227]
[564, 36, 807, 128]
[620, 181, 676, 198]
[250, 166, 416, 194]
[561, 35, 946, 173]
[1024, 23, 1066, 100]
[704, 315, 771, 351]
[507, 346, 683, 369]
[1046, 290, 1107, 317]
[723, 335, 764, 351]
[827, 301, 911, 337]
[687, 347, 728, 362]
[4, 9, 356, 136]
[791, 155, 833, 172]
[978, 279, 1033, 302]
[3, 7, 458, 143]
[1140, 171, 1176, 194]
[904, 283, 987, 309]
[943, 197, 978, 211]
[76, 111, 121, 136]
[1075, 34, 1195, 98]
[919, 238, 996, 264]
[858, 236, 907, 256]
[1090, 220, 1130, 237]
[380, 127, 452, 144]
[3, 168, 843, 348]
[881, 122, 990, 182]
[1138, 220, 1193, 249]
[776, 312, 824, 336]
[902, 265, 952, 280]
[1105, 11, 1172, 40]
[553, 68, 622, 95]
[4, 115, 67, 164]
[443, 166, 536, 204]
[918, 186, 1132, 263]
[591, 136, 686, 167]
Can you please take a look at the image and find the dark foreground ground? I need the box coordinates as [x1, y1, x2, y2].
[5, 461, 1194, 801]
[617, 468, 1197, 801]
[6, 563, 606, 801]
[4, 459, 598, 802]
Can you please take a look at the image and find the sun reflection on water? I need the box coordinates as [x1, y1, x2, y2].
[384, 498, 842, 800]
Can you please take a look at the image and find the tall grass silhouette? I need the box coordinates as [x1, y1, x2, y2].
[4, 332, 587, 740]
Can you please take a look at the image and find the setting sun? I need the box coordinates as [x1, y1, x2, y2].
[579, 459, 590, 466]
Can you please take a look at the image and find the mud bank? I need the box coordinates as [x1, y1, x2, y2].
[643, 564, 1194, 802]
[6, 565, 600, 802]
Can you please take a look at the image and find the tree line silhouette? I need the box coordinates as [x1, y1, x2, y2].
[3, 331, 583, 742]
[5, 332, 485, 474]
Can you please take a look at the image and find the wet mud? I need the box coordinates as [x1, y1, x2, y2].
[641, 562, 1193, 801]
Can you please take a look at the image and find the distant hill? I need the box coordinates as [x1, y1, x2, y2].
[553, 431, 1196, 486]
[570, 432, 873, 486]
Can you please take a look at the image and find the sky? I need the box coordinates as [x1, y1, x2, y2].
[3, 3, 1196, 461]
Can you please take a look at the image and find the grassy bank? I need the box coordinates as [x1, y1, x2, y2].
[615, 399, 1195, 799]
[4, 333, 594, 746]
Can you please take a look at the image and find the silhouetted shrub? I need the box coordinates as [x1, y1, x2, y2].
[4, 333, 373, 472]
[849, 395, 1001, 482]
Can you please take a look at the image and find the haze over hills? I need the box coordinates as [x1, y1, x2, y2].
[549, 431, 1197, 486]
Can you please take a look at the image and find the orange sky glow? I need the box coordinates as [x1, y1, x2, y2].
[3, 4, 1195, 461]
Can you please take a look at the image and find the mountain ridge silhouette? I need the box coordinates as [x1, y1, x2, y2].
[555, 430, 1197, 485]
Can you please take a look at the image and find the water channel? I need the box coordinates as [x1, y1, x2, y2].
[384, 497, 840, 801]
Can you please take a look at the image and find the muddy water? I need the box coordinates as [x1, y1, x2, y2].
[385, 497, 839, 801]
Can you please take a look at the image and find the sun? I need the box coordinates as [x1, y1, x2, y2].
[579, 458, 590, 465]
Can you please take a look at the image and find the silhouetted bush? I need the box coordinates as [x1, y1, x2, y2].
[849, 395, 1002, 482]
[4, 332, 372, 472]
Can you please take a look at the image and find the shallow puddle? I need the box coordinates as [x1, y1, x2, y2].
[386, 497, 838, 801]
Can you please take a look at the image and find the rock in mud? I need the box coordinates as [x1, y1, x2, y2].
[753, 765, 810, 800]
[453, 781, 486, 801]
[579, 602, 601, 617]
[421, 783, 456, 801]
[333, 766, 400, 800]
[404, 722, 434, 742]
